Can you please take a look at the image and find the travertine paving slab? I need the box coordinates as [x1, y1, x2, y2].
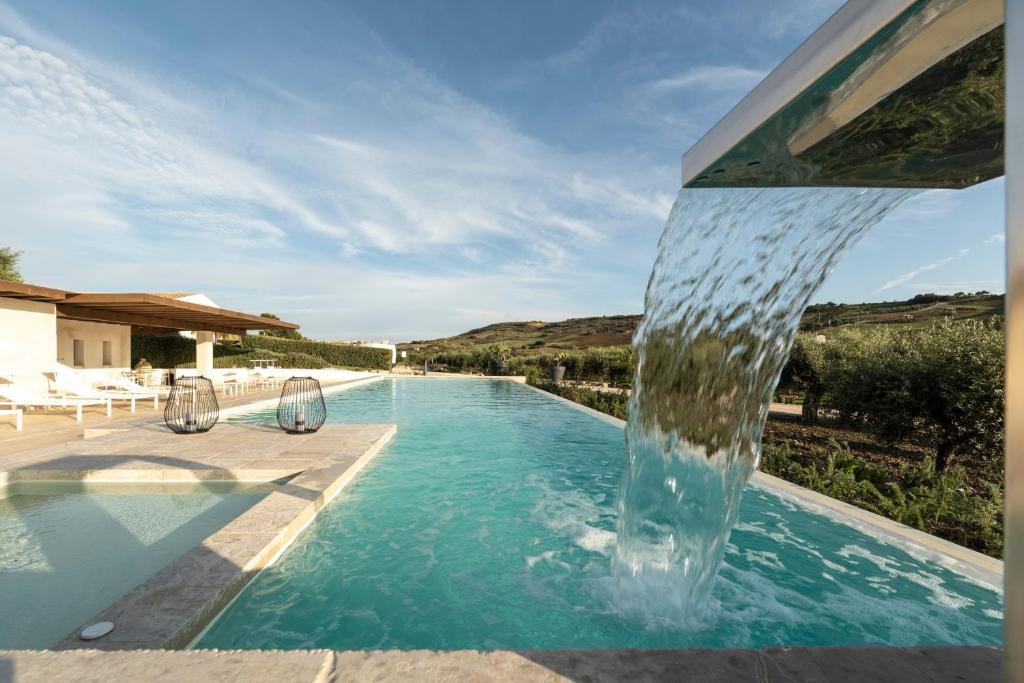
[36, 423, 396, 651]
[0, 646, 1001, 682]
[0, 421, 395, 652]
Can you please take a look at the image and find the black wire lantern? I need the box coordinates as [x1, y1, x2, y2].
[164, 376, 219, 434]
[277, 377, 327, 434]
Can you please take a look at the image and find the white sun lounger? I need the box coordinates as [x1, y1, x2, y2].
[0, 389, 111, 422]
[102, 374, 170, 399]
[50, 371, 159, 414]
[0, 408, 22, 431]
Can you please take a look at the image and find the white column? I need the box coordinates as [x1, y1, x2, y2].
[1006, 0, 1022, 677]
[196, 331, 215, 378]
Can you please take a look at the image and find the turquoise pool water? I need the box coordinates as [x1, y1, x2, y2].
[0, 481, 271, 648]
[199, 379, 1002, 650]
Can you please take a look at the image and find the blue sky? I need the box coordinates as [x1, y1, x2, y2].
[0, 0, 1005, 341]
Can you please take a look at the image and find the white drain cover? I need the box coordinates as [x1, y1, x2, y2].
[80, 622, 114, 640]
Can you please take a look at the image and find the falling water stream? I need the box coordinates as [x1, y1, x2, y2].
[614, 186, 915, 621]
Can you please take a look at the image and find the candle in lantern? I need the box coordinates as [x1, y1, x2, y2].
[294, 404, 306, 433]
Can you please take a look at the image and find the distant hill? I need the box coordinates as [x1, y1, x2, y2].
[400, 292, 1004, 353]
[801, 292, 1004, 333]
[404, 314, 639, 353]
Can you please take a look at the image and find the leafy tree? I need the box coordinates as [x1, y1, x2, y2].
[909, 319, 1004, 474]
[784, 334, 828, 422]
[258, 312, 303, 340]
[824, 321, 1004, 473]
[823, 326, 918, 446]
[0, 247, 23, 282]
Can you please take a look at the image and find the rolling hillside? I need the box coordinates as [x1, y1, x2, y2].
[401, 292, 1003, 353]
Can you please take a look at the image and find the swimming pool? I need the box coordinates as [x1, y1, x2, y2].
[198, 378, 1002, 650]
[0, 481, 272, 649]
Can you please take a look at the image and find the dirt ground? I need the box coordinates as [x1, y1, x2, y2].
[764, 415, 934, 471]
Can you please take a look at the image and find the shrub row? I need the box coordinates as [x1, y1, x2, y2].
[177, 350, 327, 370]
[132, 334, 391, 371]
[236, 335, 392, 370]
[409, 346, 635, 386]
[529, 380, 629, 420]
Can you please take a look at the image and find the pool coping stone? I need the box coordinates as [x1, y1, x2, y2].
[0, 645, 1002, 682]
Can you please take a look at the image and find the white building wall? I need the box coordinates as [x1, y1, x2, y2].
[56, 318, 131, 379]
[0, 296, 57, 393]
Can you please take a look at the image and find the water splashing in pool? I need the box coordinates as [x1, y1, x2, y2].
[613, 186, 914, 621]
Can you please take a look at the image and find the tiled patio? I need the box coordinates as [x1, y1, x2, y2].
[0, 396, 396, 651]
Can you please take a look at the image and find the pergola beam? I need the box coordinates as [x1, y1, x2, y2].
[57, 305, 247, 336]
[61, 293, 298, 331]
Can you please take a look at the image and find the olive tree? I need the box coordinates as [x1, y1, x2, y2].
[908, 319, 1004, 473]
[784, 334, 829, 423]
[824, 321, 1004, 474]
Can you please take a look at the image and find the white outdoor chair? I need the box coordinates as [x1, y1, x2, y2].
[219, 371, 249, 397]
[49, 369, 158, 414]
[101, 373, 170, 401]
[0, 408, 23, 431]
[0, 385, 111, 422]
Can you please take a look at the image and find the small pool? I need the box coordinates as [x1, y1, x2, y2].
[0, 481, 273, 649]
[198, 379, 1002, 650]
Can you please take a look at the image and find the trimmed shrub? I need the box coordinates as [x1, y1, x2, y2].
[132, 335, 195, 369]
[133, 334, 390, 370]
[530, 380, 629, 421]
[237, 335, 392, 370]
[178, 350, 327, 370]
[409, 346, 635, 386]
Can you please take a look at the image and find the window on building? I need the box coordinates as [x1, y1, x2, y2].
[73, 339, 85, 367]
[102, 340, 112, 367]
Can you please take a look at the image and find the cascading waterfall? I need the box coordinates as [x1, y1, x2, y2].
[612, 186, 914, 622]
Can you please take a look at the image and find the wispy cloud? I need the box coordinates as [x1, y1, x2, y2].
[887, 189, 956, 220]
[0, 9, 668, 338]
[645, 65, 767, 94]
[875, 249, 969, 293]
[985, 232, 1005, 245]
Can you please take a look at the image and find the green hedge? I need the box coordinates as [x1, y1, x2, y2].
[132, 334, 391, 371]
[178, 350, 328, 369]
[132, 336, 195, 369]
[530, 380, 629, 420]
[408, 346, 635, 386]
[236, 336, 392, 370]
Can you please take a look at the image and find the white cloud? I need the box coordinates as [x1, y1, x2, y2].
[0, 16, 665, 338]
[875, 249, 970, 293]
[0, 34, 343, 248]
[646, 66, 767, 94]
[887, 189, 956, 220]
[985, 232, 1005, 245]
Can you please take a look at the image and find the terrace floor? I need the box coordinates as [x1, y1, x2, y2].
[0, 645, 1002, 682]
[0, 389, 396, 651]
[0, 377, 376, 458]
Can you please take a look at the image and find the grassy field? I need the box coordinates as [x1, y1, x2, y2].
[400, 292, 1003, 354]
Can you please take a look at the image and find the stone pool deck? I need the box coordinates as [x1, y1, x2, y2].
[0, 645, 1002, 681]
[0, 420, 396, 652]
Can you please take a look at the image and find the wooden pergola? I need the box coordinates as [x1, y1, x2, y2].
[1, 279, 299, 374]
